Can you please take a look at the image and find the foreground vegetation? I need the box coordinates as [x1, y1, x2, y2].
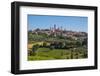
[28, 31, 87, 61]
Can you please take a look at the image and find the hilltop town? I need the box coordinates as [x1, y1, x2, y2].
[29, 24, 87, 41]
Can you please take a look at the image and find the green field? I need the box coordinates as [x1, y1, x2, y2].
[28, 46, 87, 61]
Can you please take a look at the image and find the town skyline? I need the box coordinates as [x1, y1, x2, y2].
[28, 15, 88, 32]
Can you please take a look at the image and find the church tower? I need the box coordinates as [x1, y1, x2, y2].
[54, 24, 56, 37]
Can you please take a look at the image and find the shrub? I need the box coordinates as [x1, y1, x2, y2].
[28, 50, 36, 56]
[50, 46, 54, 50]
[43, 42, 47, 47]
[32, 44, 39, 52]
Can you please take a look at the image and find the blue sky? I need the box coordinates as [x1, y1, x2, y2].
[28, 15, 88, 32]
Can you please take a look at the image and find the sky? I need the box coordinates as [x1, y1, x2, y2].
[28, 15, 88, 32]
